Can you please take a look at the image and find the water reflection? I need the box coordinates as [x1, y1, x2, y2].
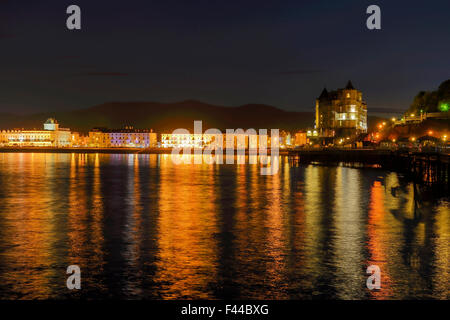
[0, 153, 448, 299]
[156, 156, 219, 299]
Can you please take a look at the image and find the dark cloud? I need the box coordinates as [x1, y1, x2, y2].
[74, 72, 129, 77]
[58, 56, 81, 60]
[272, 69, 324, 76]
[0, 32, 14, 39]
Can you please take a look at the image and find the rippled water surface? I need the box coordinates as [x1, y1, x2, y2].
[0, 153, 448, 299]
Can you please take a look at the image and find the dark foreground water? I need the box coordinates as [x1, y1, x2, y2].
[0, 153, 448, 299]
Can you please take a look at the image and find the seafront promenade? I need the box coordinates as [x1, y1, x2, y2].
[0, 146, 286, 155]
[0, 147, 171, 154]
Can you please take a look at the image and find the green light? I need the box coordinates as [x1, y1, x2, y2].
[439, 103, 449, 112]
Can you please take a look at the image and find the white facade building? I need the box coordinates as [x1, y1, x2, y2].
[0, 118, 72, 147]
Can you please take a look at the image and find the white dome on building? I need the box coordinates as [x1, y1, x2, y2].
[44, 118, 59, 131]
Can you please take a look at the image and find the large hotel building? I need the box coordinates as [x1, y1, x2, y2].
[0, 118, 72, 147]
[315, 81, 367, 138]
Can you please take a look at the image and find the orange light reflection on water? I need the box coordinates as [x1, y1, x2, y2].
[155, 155, 219, 299]
[367, 180, 394, 299]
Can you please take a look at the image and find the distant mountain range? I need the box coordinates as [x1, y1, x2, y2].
[0, 100, 384, 133]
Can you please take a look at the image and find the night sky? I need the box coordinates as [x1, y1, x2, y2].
[1, 0, 449, 115]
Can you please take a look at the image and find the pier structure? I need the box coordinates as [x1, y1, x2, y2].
[288, 149, 450, 187]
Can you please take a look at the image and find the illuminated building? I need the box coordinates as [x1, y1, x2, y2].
[306, 129, 318, 138]
[294, 131, 308, 146]
[88, 129, 110, 148]
[88, 126, 157, 148]
[161, 133, 215, 148]
[0, 118, 72, 147]
[71, 132, 89, 147]
[161, 132, 270, 150]
[315, 81, 367, 137]
[278, 130, 292, 148]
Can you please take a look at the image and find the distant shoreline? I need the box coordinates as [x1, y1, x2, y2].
[0, 147, 169, 154]
[0, 147, 288, 155]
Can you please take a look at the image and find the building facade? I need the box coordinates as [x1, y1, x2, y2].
[161, 133, 217, 148]
[71, 132, 90, 147]
[294, 131, 308, 147]
[315, 81, 367, 137]
[88, 127, 157, 148]
[0, 118, 72, 147]
[161, 132, 269, 149]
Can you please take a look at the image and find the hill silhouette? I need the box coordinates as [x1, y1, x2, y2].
[0, 100, 315, 133]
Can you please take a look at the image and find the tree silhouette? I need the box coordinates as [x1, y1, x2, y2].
[407, 79, 450, 115]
